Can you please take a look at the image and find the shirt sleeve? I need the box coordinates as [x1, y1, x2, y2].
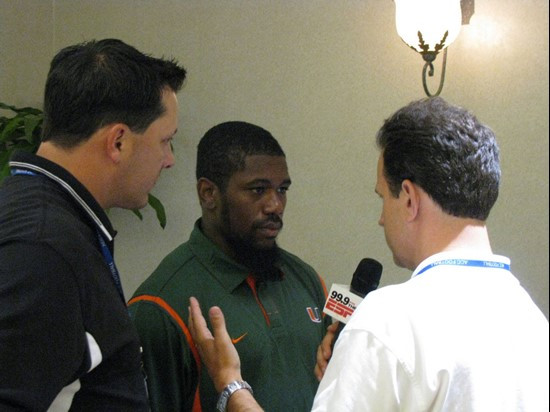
[311, 327, 414, 411]
[0, 241, 86, 410]
[129, 299, 199, 411]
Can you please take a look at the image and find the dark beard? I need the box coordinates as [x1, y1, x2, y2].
[219, 196, 283, 281]
[226, 236, 282, 282]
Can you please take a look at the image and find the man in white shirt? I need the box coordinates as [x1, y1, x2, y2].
[188, 97, 549, 412]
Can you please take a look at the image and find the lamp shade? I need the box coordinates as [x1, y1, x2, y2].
[395, 0, 462, 57]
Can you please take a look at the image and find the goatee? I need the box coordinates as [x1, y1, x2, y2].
[219, 195, 283, 281]
[228, 236, 282, 282]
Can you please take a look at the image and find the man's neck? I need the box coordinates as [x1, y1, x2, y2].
[36, 141, 110, 209]
[413, 213, 493, 269]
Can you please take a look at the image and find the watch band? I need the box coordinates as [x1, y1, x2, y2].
[216, 380, 253, 412]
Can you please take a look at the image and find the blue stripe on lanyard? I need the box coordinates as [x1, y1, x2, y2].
[416, 259, 511, 276]
[96, 231, 125, 302]
[11, 167, 125, 301]
[11, 169, 37, 176]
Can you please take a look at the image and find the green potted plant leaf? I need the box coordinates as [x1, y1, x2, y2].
[0, 102, 167, 228]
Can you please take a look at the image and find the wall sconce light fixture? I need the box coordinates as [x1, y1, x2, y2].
[395, 0, 475, 96]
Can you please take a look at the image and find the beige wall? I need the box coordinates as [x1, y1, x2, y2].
[1, 0, 548, 318]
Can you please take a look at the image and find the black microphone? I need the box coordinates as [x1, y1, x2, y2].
[328, 258, 383, 351]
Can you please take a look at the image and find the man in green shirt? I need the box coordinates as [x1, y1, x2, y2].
[129, 121, 331, 411]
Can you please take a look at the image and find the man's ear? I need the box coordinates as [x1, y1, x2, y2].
[401, 179, 421, 222]
[105, 123, 129, 163]
[197, 177, 219, 210]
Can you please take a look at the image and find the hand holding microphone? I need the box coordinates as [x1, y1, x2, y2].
[315, 258, 382, 381]
[326, 258, 383, 350]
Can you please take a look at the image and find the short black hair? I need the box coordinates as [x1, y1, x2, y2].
[376, 97, 500, 220]
[41, 38, 187, 147]
[196, 121, 285, 192]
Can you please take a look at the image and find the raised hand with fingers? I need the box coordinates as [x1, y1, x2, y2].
[188, 297, 263, 412]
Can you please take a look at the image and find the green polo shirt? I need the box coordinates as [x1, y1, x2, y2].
[129, 220, 331, 412]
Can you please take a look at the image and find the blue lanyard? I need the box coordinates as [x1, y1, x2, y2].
[11, 167, 125, 301]
[11, 169, 37, 177]
[96, 230, 125, 301]
[416, 258, 511, 277]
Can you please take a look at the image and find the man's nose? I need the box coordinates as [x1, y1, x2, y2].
[263, 190, 285, 215]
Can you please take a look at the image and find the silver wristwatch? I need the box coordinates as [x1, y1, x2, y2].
[216, 380, 253, 412]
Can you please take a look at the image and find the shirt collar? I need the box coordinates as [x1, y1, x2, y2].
[9, 151, 116, 242]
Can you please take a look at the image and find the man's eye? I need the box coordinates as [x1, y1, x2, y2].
[251, 187, 266, 195]
[278, 187, 289, 195]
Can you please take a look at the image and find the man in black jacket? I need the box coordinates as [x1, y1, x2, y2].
[0, 38, 186, 410]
